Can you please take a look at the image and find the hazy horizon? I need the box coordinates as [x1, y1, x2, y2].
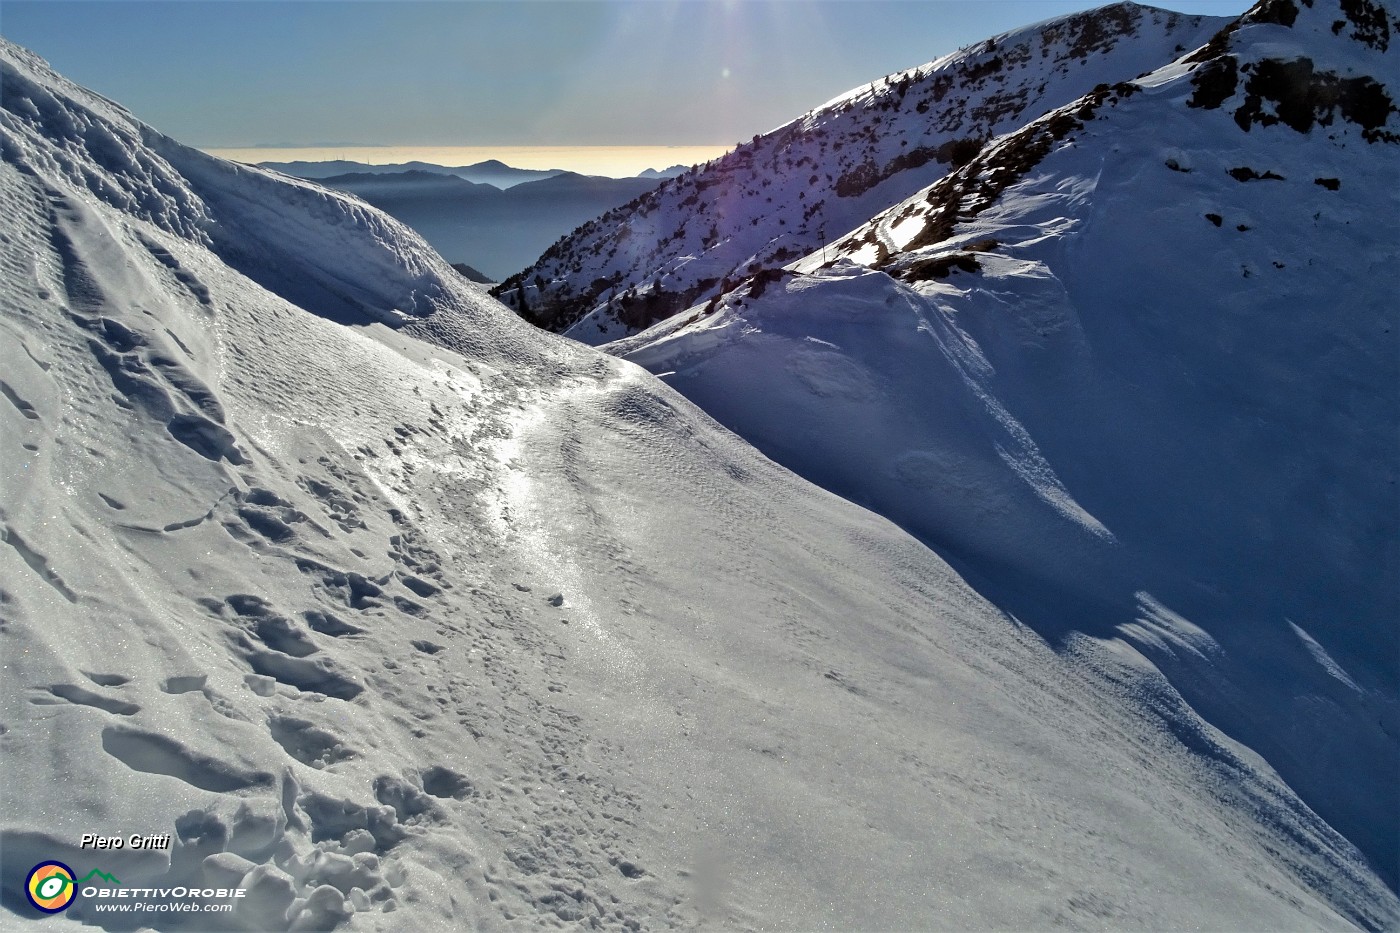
[206, 144, 735, 178]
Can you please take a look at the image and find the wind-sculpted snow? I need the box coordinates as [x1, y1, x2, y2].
[614, 0, 1400, 903]
[495, 1, 1230, 343]
[2, 27, 1398, 933]
[0, 40, 511, 333]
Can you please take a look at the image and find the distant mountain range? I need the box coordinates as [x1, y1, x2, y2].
[311, 169, 661, 281]
[264, 158, 691, 188]
[260, 157, 565, 189]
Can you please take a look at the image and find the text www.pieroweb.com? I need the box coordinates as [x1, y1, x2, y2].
[92, 900, 235, 914]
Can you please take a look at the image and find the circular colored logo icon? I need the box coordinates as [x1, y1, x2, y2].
[26, 861, 76, 913]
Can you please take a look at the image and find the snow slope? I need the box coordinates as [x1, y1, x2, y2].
[612, 0, 1400, 898]
[1, 27, 1397, 933]
[495, 1, 1231, 343]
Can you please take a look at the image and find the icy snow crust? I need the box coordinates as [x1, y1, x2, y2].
[497, 1, 1232, 344]
[614, 0, 1400, 910]
[0, 23, 1396, 933]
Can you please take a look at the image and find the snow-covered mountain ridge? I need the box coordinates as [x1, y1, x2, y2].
[817, 0, 1398, 277]
[611, 0, 1400, 897]
[0, 43, 474, 333]
[2, 17, 1398, 933]
[494, 1, 1231, 343]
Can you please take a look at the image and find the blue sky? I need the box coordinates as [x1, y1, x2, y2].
[2, 1, 1250, 148]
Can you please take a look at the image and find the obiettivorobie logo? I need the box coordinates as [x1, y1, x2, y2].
[25, 862, 120, 914]
[25, 857, 245, 917]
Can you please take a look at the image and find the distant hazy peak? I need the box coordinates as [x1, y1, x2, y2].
[637, 164, 688, 179]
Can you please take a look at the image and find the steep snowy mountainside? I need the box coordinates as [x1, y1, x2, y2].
[3, 32, 1397, 933]
[612, 0, 1400, 895]
[494, 1, 1230, 343]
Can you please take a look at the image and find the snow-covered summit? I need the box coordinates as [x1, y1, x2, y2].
[494, 1, 1231, 342]
[811, 0, 1398, 275]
